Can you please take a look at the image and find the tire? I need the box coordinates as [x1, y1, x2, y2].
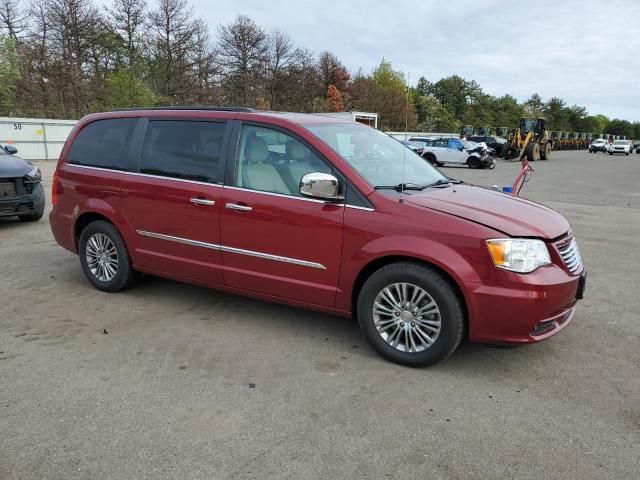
[423, 152, 442, 167]
[467, 156, 481, 169]
[609, 152, 613, 155]
[18, 182, 45, 222]
[540, 142, 551, 160]
[356, 262, 465, 367]
[504, 142, 520, 160]
[525, 142, 540, 161]
[78, 220, 136, 292]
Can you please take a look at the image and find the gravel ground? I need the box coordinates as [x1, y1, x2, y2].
[1, 150, 639, 479]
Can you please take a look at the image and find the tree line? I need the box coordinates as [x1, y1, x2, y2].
[0, 0, 638, 138]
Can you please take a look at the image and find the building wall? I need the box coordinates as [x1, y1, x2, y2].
[0, 117, 77, 161]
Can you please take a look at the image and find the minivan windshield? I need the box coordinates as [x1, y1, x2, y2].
[306, 123, 446, 188]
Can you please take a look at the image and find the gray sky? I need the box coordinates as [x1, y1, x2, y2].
[191, 0, 639, 121]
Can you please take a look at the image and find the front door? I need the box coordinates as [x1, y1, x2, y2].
[219, 123, 344, 307]
[121, 119, 230, 285]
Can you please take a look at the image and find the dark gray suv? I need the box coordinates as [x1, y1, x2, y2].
[0, 145, 45, 222]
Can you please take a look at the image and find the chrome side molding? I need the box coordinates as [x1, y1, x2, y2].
[136, 230, 326, 270]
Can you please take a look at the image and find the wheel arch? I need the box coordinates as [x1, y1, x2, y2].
[74, 212, 115, 251]
[350, 255, 469, 332]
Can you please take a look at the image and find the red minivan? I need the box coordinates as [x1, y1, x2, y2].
[50, 107, 586, 366]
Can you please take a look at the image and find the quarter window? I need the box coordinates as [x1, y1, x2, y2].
[141, 120, 226, 183]
[235, 125, 331, 196]
[68, 118, 138, 171]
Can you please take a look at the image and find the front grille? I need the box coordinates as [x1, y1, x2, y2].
[557, 237, 583, 274]
[0, 180, 17, 198]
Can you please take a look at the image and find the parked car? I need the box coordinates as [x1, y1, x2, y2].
[399, 140, 425, 154]
[0, 144, 45, 222]
[632, 139, 640, 154]
[419, 137, 493, 169]
[461, 140, 495, 168]
[49, 108, 586, 366]
[468, 135, 507, 157]
[588, 138, 608, 153]
[609, 139, 631, 155]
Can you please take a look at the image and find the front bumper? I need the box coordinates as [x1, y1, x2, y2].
[0, 194, 40, 217]
[465, 265, 585, 345]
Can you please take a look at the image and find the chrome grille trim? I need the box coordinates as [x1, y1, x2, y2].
[557, 237, 582, 274]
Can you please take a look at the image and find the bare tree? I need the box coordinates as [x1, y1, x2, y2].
[217, 15, 267, 106]
[266, 29, 294, 110]
[148, 0, 198, 102]
[318, 51, 349, 92]
[0, 0, 27, 40]
[106, 0, 146, 69]
[188, 18, 218, 104]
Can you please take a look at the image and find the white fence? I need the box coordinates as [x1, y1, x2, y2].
[0, 117, 77, 161]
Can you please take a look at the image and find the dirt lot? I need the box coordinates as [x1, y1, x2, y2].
[1, 151, 639, 479]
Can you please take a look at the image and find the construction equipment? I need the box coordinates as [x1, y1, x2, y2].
[495, 127, 512, 138]
[476, 126, 495, 136]
[460, 125, 474, 138]
[502, 117, 552, 161]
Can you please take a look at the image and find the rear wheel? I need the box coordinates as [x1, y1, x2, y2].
[540, 142, 551, 160]
[525, 142, 541, 161]
[423, 152, 441, 167]
[356, 262, 465, 367]
[79, 220, 136, 292]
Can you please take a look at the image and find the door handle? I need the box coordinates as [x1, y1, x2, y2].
[225, 203, 252, 212]
[190, 198, 215, 206]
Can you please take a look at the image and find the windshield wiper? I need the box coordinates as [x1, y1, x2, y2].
[425, 178, 462, 188]
[375, 183, 429, 192]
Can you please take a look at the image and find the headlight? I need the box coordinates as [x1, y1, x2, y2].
[486, 238, 551, 273]
[25, 165, 41, 182]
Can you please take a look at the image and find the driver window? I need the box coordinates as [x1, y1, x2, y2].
[236, 125, 331, 197]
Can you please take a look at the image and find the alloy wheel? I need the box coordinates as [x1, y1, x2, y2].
[372, 282, 442, 353]
[85, 233, 119, 282]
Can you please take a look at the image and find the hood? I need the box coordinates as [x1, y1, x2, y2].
[406, 184, 570, 239]
[0, 153, 31, 178]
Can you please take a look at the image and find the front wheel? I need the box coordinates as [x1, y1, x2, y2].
[356, 263, 465, 367]
[467, 156, 481, 169]
[525, 142, 541, 161]
[79, 220, 136, 292]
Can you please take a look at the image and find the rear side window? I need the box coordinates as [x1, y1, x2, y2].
[68, 118, 138, 171]
[141, 120, 225, 183]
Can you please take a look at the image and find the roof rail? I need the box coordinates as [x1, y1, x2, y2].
[112, 106, 254, 113]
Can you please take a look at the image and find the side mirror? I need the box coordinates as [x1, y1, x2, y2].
[299, 172, 344, 201]
[459, 146, 465, 151]
[4, 145, 17, 155]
